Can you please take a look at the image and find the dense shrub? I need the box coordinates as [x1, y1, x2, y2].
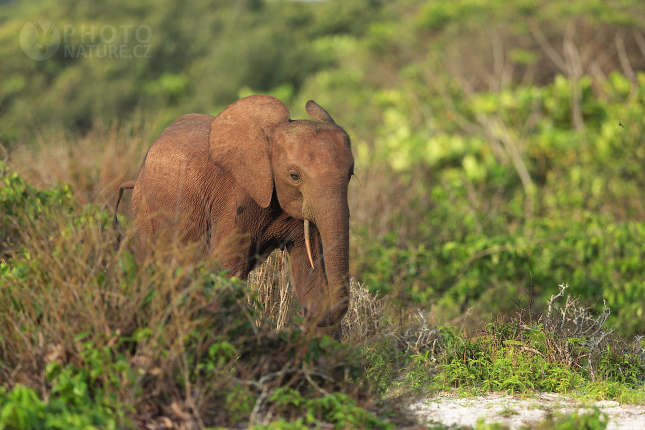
[0, 168, 384, 429]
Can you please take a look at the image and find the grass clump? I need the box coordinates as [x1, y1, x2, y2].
[497, 406, 519, 417]
[576, 381, 645, 405]
[470, 407, 610, 429]
[251, 389, 393, 430]
[432, 284, 645, 398]
[438, 329, 580, 394]
[359, 310, 446, 397]
[531, 407, 609, 430]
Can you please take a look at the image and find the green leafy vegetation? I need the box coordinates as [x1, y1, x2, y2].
[0, 0, 381, 139]
[435, 289, 645, 396]
[357, 289, 645, 403]
[355, 74, 645, 335]
[531, 407, 609, 430]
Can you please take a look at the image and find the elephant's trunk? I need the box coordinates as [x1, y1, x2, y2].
[310, 192, 350, 327]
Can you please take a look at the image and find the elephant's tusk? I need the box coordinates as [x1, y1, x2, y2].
[304, 219, 314, 268]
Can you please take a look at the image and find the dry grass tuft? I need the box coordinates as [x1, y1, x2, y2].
[342, 281, 388, 344]
[247, 249, 389, 344]
[247, 250, 296, 331]
[388, 310, 443, 357]
[10, 120, 153, 210]
[0, 207, 371, 427]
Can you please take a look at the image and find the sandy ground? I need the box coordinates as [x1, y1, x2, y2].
[409, 393, 645, 429]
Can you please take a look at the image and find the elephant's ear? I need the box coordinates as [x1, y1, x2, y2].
[305, 100, 336, 125]
[209, 95, 290, 208]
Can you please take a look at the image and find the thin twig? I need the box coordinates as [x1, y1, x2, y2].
[528, 18, 567, 72]
[615, 30, 638, 100]
[248, 385, 269, 426]
[633, 30, 645, 60]
[305, 371, 331, 397]
[563, 22, 584, 130]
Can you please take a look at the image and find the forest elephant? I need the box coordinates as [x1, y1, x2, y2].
[113, 95, 354, 339]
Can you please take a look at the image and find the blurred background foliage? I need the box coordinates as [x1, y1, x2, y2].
[2, 0, 645, 335]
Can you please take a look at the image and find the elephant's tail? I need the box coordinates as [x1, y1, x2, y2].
[113, 180, 136, 249]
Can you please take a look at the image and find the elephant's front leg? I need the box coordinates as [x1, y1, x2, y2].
[208, 194, 256, 278]
[287, 223, 343, 340]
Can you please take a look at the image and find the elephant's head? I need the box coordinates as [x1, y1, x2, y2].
[209, 95, 353, 328]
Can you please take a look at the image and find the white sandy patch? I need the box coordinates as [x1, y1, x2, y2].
[409, 393, 645, 429]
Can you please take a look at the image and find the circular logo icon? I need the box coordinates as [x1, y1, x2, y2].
[20, 21, 60, 61]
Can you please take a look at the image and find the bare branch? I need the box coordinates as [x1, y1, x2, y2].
[495, 116, 533, 190]
[616, 30, 638, 100]
[528, 18, 567, 73]
[580, 28, 610, 67]
[563, 22, 584, 130]
[588, 61, 608, 84]
[304, 371, 331, 397]
[546, 283, 569, 319]
[563, 22, 582, 77]
[248, 385, 268, 427]
[519, 64, 536, 87]
[616, 30, 636, 82]
[587, 37, 617, 93]
[633, 30, 645, 60]
[614, 32, 637, 81]
[487, 27, 505, 92]
[443, 59, 510, 164]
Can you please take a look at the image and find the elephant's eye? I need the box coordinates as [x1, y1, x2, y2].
[289, 171, 302, 183]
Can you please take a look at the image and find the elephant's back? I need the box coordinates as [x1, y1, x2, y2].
[132, 113, 223, 245]
[136, 114, 213, 170]
[136, 113, 214, 189]
[158, 113, 213, 152]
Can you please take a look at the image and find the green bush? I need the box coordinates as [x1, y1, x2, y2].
[0, 381, 124, 430]
[0, 167, 77, 253]
[438, 333, 580, 394]
[360, 214, 645, 334]
[354, 74, 645, 335]
[0, 0, 383, 140]
[260, 389, 393, 430]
